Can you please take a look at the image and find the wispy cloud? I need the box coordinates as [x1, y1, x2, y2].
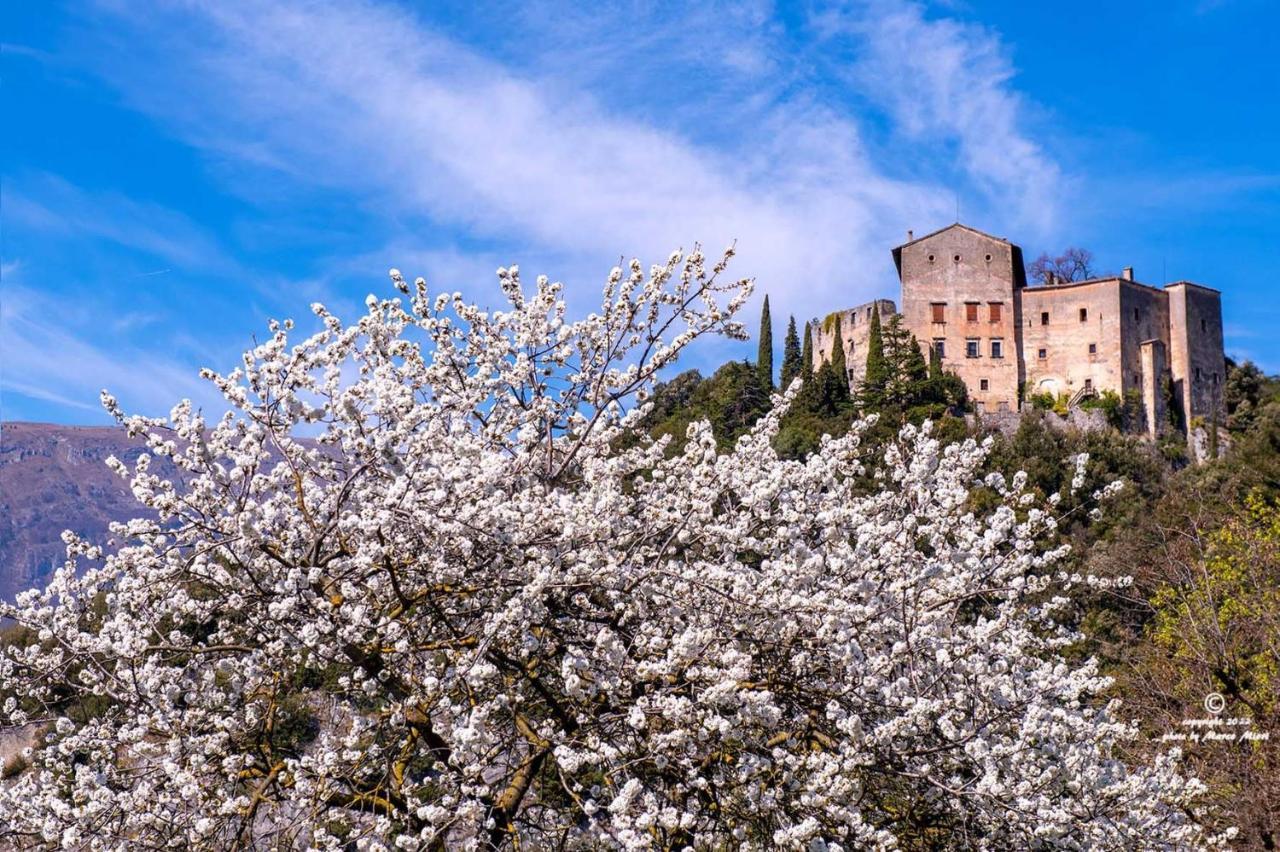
[79, 0, 1062, 325]
[1, 284, 224, 420]
[816, 0, 1063, 234]
[5, 173, 239, 276]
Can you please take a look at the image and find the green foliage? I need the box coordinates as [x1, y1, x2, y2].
[862, 305, 886, 406]
[1079, 389, 1125, 428]
[800, 321, 813, 384]
[828, 313, 847, 389]
[858, 309, 963, 424]
[1225, 359, 1270, 433]
[1028, 391, 1056, 411]
[1148, 492, 1280, 717]
[984, 412, 1167, 542]
[642, 361, 771, 452]
[757, 295, 774, 391]
[780, 315, 802, 389]
[812, 316, 852, 418]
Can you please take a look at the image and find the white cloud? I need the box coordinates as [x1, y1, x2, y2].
[816, 0, 1063, 234]
[81, 0, 1061, 329]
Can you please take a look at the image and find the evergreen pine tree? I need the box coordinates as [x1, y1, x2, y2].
[800, 321, 814, 383]
[900, 330, 928, 386]
[879, 315, 928, 410]
[780, 316, 802, 388]
[757, 296, 774, 391]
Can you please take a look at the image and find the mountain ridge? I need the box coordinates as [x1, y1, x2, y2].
[0, 421, 162, 602]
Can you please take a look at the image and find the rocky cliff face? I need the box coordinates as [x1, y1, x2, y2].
[0, 422, 165, 602]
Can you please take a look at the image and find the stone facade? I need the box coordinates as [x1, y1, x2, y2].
[814, 223, 1227, 435]
[810, 299, 898, 387]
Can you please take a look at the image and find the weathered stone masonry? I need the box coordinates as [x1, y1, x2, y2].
[811, 223, 1227, 436]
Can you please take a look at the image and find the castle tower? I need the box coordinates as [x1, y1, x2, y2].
[1165, 282, 1227, 425]
[892, 224, 1025, 413]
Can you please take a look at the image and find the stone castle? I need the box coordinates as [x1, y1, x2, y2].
[812, 223, 1227, 436]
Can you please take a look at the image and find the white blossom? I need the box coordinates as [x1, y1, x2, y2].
[0, 247, 1224, 849]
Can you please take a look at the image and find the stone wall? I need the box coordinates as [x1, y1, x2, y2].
[1118, 280, 1170, 402]
[1021, 279, 1126, 403]
[809, 298, 898, 389]
[1167, 283, 1227, 421]
[966, 406, 1110, 437]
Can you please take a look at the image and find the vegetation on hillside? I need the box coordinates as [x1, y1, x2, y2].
[639, 316, 1279, 847]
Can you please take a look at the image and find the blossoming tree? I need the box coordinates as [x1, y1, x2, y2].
[1, 247, 1222, 849]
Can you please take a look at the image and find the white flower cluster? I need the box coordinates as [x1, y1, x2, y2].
[0, 247, 1224, 849]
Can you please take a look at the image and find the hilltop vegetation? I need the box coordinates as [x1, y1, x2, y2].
[637, 294, 1279, 848]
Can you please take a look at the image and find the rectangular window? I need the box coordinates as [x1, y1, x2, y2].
[966, 339, 980, 358]
[979, 378, 989, 391]
[1134, 308, 1140, 321]
[990, 339, 1003, 359]
[1088, 343, 1097, 355]
[931, 303, 946, 323]
[1079, 307, 1088, 322]
[1084, 378, 1093, 391]
[1201, 318, 1207, 332]
[1037, 348, 1047, 359]
[1195, 367, 1202, 380]
[966, 302, 979, 322]
[989, 302, 1003, 323]
[1041, 311, 1049, 326]
[932, 338, 946, 359]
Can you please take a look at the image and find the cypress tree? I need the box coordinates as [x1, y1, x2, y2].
[757, 296, 774, 391]
[800, 321, 814, 383]
[864, 305, 886, 387]
[928, 339, 943, 380]
[861, 305, 887, 410]
[813, 314, 851, 415]
[780, 315, 802, 388]
[829, 313, 848, 388]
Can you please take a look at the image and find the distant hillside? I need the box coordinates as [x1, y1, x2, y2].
[0, 422, 164, 602]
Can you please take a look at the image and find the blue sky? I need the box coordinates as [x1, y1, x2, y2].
[3, 0, 1278, 424]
